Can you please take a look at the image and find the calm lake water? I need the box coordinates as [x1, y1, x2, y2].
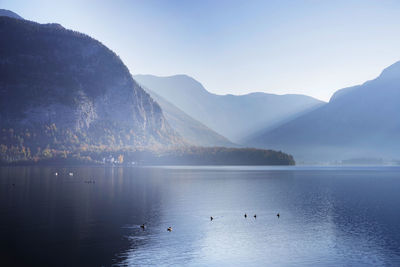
[1, 166, 400, 266]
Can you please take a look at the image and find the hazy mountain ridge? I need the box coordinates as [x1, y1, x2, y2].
[0, 15, 182, 162]
[240, 101, 324, 144]
[133, 74, 324, 142]
[0, 12, 296, 166]
[247, 61, 400, 162]
[141, 86, 236, 147]
[0, 9, 23, 20]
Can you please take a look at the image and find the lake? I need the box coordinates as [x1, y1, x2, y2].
[1, 166, 400, 266]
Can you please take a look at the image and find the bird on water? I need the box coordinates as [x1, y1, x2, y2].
[210, 216, 213, 221]
[244, 213, 247, 218]
[277, 213, 280, 218]
[254, 214, 257, 219]
[140, 224, 145, 230]
[167, 227, 172, 232]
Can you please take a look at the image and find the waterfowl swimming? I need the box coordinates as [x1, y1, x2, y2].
[254, 214, 257, 219]
[244, 213, 247, 218]
[210, 216, 213, 221]
[277, 213, 280, 218]
[69, 172, 73, 176]
[167, 227, 172, 232]
[54, 172, 58, 176]
[140, 224, 145, 230]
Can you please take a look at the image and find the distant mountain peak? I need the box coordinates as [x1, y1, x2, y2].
[0, 9, 23, 20]
[329, 60, 400, 103]
[248, 60, 400, 162]
[133, 74, 210, 97]
[134, 74, 324, 141]
[377, 60, 400, 81]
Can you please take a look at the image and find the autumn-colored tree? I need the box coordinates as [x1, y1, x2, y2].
[43, 148, 52, 158]
[118, 154, 124, 164]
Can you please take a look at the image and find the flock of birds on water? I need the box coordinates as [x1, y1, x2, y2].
[11, 171, 282, 233]
[11, 171, 98, 186]
[11, 171, 80, 186]
[55, 172, 96, 183]
[60, 172, 283, 233]
[140, 213, 281, 232]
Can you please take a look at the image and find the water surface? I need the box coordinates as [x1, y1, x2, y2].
[1, 166, 400, 266]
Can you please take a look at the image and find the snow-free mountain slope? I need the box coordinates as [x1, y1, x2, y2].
[246, 61, 400, 162]
[142, 87, 236, 147]
[134, 74, 324, 142]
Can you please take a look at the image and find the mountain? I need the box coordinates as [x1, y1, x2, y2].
[246, 61, 400, 162]
[0, 15, 181, 163]
[0, 9, 23, 19]
[142, 86, 236, 147]
[133, 74, 324, 142]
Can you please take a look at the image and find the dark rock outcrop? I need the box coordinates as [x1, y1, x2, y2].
[0, 16, 181, 162]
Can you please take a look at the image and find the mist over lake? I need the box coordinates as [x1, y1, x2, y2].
[2, 1, 400, 265]
[1, 166, 400, 266]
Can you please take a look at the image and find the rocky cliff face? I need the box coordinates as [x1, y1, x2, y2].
[0, 16, 181, 160]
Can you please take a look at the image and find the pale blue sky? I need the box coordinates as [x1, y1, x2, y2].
[2, 0, 400, 101]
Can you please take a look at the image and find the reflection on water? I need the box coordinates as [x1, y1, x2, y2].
[1, 166, 400, 266]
